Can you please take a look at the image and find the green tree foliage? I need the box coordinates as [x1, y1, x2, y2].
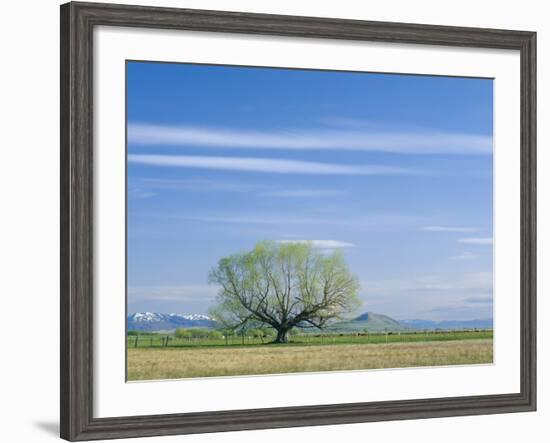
[127, 330, 158, 336]
[189, 328, 211, 338]
[174, 328, 193, 339]
[208, 330, 223, 339]
[209, 241, 360, 343]
[176, 328, 224, 340]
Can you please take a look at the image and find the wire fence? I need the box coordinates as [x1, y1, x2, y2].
[127, 329, 493, 349]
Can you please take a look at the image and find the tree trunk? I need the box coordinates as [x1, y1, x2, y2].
[273, 328, 290, 343]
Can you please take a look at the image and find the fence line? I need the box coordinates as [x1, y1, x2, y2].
[127, 329, 493, 349]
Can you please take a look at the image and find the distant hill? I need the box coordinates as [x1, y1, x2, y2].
[128, 312, 217, 331]
[127, 311, 493, 333]
[330, 312, 406, 332]
[329, 312, 493, 333]
[400, 318, 493, 330]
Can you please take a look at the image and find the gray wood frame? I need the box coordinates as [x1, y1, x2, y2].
[60, 1, 537, 441]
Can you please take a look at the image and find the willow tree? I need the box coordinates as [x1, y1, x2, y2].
[208, 241, 360, 343]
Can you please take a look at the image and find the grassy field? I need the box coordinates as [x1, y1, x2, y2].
[127, 333, 493, 380]
[128, 330, 493, 349]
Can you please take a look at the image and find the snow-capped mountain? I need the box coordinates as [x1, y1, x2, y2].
[128, 312, 217, 331]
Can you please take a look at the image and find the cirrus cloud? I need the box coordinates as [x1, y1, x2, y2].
[458, 237, 493, 245]
[275, 239, 354, 248]
[128, 123, 492, 155]
[422, 226, 479, 233]
[128, 154, 423, 176]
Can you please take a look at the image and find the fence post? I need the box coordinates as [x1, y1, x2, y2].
[134, 335, 138, 348]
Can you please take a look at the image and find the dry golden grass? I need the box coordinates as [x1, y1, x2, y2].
[127, 338, 493, 381]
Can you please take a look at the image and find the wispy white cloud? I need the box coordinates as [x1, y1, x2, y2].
[127, 285, 221, 314]
[131, 178, 347, 199]
[133, 177, 254, 193]
[364, 275, 492, 299]
[458, 237, 493, 245]
[421, 226, 479, 233]
[169, 214, 329, 225]
[262, 189, 347, 198]
[128, 188, 156, 199]
[128, 123, 492, 155]
[320, 117, 383, 129]
[363, 272, 492, 294]
[461, 272, 493, 289]
[148, 212, 424, 231]
[463, 296, 493, 304]
[128, 154, 423, 175]
[361, 272, 493, 321]
[275, 239, 354, 248]
[128, 285, 219, 302]
[450, 251, 476, 260]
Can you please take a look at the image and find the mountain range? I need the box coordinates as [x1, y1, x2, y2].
[399, 318, 494, 330]
[128, 312, 216, 331]
[329, 312, 407, 332]
[128, 311, 493, 332]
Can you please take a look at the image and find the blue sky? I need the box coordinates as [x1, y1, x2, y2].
[126, 61, 493, 321]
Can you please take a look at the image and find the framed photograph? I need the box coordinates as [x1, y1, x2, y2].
[60, 1, 536, 440]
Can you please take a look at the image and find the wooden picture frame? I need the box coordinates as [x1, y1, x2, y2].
[60, 1, 536, 440]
